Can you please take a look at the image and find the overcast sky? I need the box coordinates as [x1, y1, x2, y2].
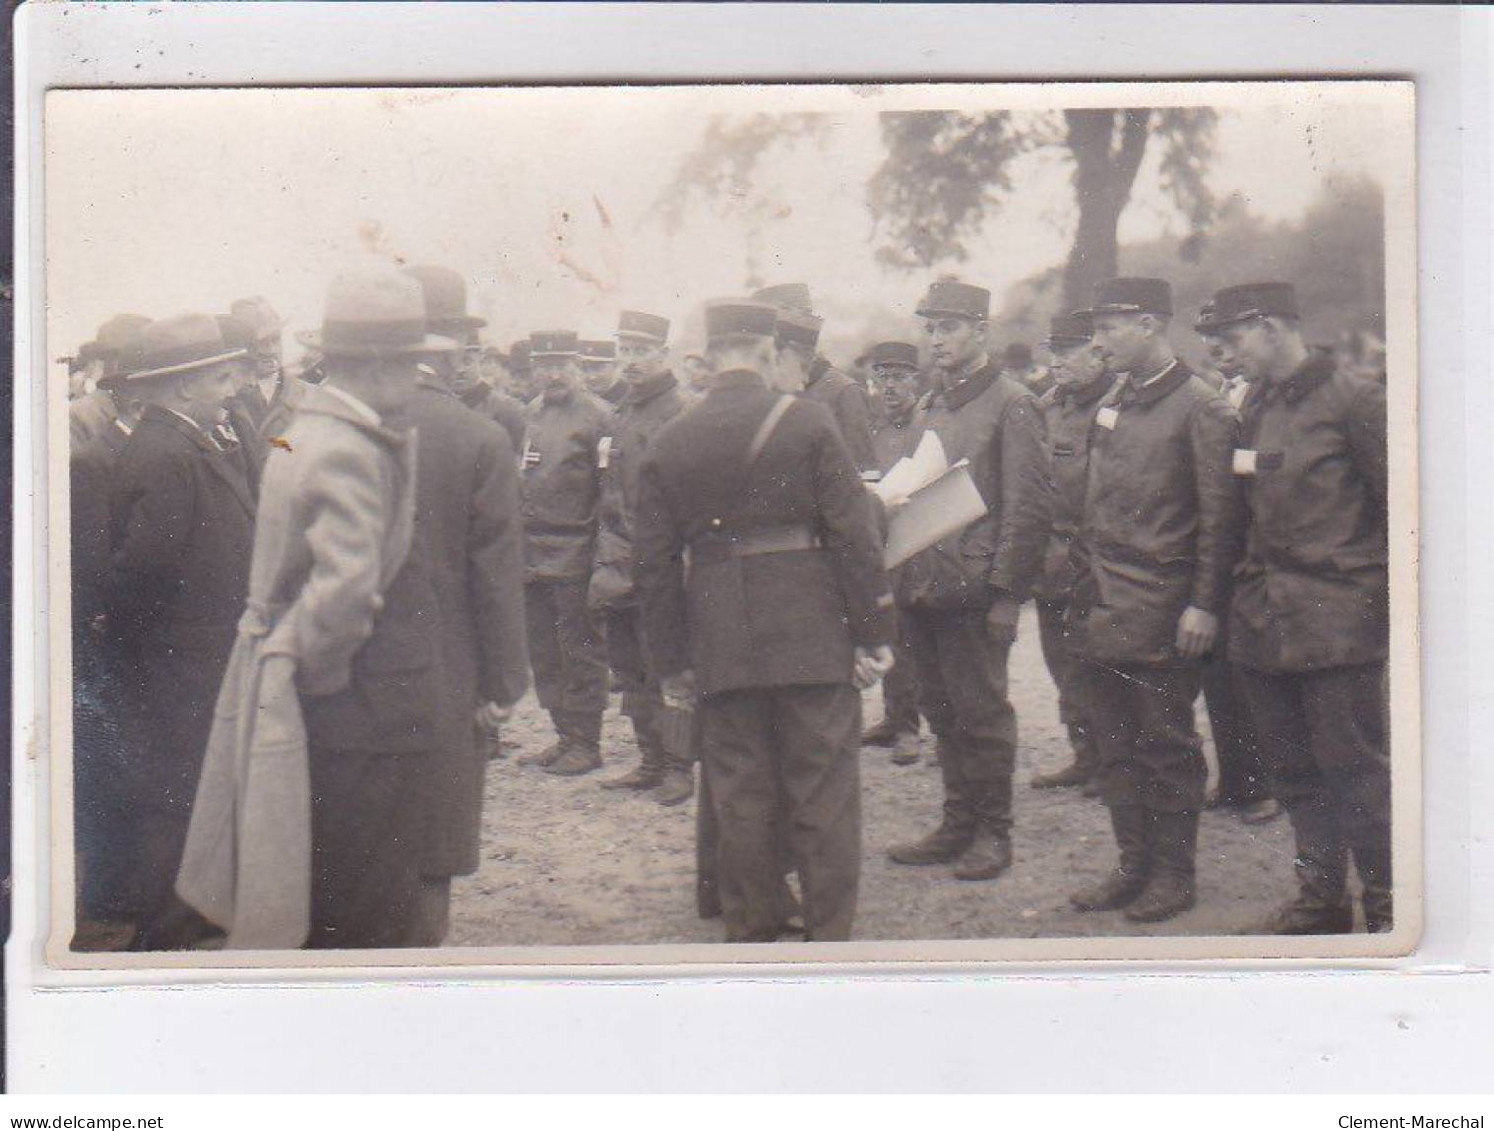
[45, 82, 1404, 363]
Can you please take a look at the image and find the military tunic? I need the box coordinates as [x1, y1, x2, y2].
[803, 356, 877, 477]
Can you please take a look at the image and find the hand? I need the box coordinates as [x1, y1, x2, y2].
[474, 701, 511, 733]
[852, 645, 896, 690]
[985, 591, 1021, 647]
[661, 669, 699, 711]
[1175, 606, 1219, 659]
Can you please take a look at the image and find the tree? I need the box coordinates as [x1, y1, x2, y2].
[869, 108, 1218, 312]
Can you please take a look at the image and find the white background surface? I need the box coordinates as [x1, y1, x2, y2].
[10, 2, 1493, 1092]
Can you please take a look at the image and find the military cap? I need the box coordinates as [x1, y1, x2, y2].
[915, 279, 991, 321]
[298, 264, 458, 357]
[401, 264, 487, 334]
[228, 296, 286, 343]
[752, 283, 814, 315]
[529, 330, 579, 358]
[617, 310, 670, 343]
[509, 340, 532, 368]
[1087, 277, 1173, 318]
[704, 300, 778, 345]
[867, 341, 920, 371]
[1200, 283, 1300, 331]
[774, 308, 823, 351]
[580, 339, 616, 362]
[1045, 312, 1094, 349]
[125, 314, 248, 382]
[1003, 342, 1033, 369]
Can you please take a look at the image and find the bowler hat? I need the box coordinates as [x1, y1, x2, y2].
[580, 339, 616, 362]
[915, 279, 991, 321]
[774, 309, 823, 351]
[1045, 312, 1094, 349]
[704, 300, 778, 345]
[868, 341, 920, 371]
[125, 314, 248, 382]
[1086, 277, 1173, 318]
[402, 265, 488, 334]
[529, 330, 579, 358]
[229, 296, 286, 343]
[752, 283, 814, 315]
[1200, 283, 1300, 331]
[617, 310, 670, 343]
[78, 313, 152, 377]
[299, 265, 459, 357]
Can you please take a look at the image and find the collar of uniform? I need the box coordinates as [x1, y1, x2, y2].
[1270, 347, 1337, 404]
[621, 369, 678, 408]
[935, 357, 998, 411]
[806, 355, 833, 389]
[712, 368, 768, 393]
[1118, 358, 1190, 406]
[1056, 370, 1114, 408]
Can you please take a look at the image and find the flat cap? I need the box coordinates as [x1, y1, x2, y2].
[867, 341, 920, 370]
[529, 330, 580, 358]
[704, 300, 778, 345]
[1199, 282, 1300, 331]
[752, 283, 814, 315]
[915, 279, 991, 321]
[617, 310, 670, 343]
[1087, 277, 1173, 318]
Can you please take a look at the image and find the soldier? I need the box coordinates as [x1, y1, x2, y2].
[475, 347, 530, 450]
[753, 283, 877, 475]
[680, 352, 715, 402]
[581, 339, 629, 406]
[1205, 283, 1392, 934]
[106, 314, 256, 949]
[858, 340, 926, 767]
[592, 311, 693, 804]
[513, 331, 613, 777]
[1066, 277, 1242, 924]
[633, 299, 896, 942]
[1028, 313, 1113, 795]
[1002, 341, 1054, 398]
[887, 280, 1051, 882]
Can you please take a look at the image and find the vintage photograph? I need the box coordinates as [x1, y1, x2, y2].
[43, 80, 1417, 967]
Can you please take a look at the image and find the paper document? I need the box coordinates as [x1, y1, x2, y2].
[874, 429, 949, 507]
[883, 460, 989, 569]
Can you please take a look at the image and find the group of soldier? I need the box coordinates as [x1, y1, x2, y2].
[66, 254, 1392, 951]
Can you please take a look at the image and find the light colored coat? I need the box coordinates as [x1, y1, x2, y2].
[176, 385, 418, 949]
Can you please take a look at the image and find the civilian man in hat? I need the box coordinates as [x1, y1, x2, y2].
[754, 283, 877, 476]
[178, 264, 444, 949]
[1028, 312, 1113, 795]
[215, 313, 271, 495]
[69, 314, 152, 448]
[634, 299, 896, 942]
[887, 279, 1051, 882]
[105, 314, 256, 949]
[229, 296, 289, 433]
[581, 339, 629, 407]
[1066, 277, 1242, 924]
[1206, 282, 1392, 934]
[514, 330, 613, 777]
[859, 340, 927, 766]
[401, 265, 531, 946]
[592, 311, 693, 804]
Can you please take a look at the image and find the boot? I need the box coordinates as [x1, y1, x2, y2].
[1259, 892, 1355, 935]
[1071, 804, 1150, 911]
[516, 739, 564, 768]
[861, 717, 904, 747]
[888, 820, 973, 866]
[544, 740, 602, 777]
[1030, 760, 1092, 790]
[890, 731, 921, 766]
[655, 767, 695, 807]
[952, 827, 1012, 881]
[1261, 799, 1353, 933]
[601, 764, 663, 791]
[1124, 810, 1198, 923]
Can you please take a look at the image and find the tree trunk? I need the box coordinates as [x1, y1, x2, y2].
[1061, 108, 1153, 315]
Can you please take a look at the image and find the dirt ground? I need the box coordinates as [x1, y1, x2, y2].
[448, 605, 1300, 947]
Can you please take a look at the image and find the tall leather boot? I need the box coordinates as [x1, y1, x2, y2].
[1124, 810, 1199, 923]
[1260, 801, 1353, 934]
[889, 736, 975, 865]
[1071, 803, 1150, 911]
[545, 711, 603, 776]
[602, 694, 667, 791]
[954, 766, 1014, 880]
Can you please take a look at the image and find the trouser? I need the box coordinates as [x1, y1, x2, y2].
[525, 578, 608, 746]
[1080, 660, 1208, 814]
[132, 804, 216, 951]
[906, 609, 1017, 837]
[1234, 662, 1392, 913]
[1035, 598, 1097, 766]
[307, 745, 424, 949]
[73, 658, 141, 925]
[697, 683, 862, 943]
[1201, 649, 1271, 805]
[879, 619, 921, 734]
[411, 877, 452, 948]
[605, 604, 688, 772]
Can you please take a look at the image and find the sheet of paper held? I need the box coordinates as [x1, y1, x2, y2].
[874, 429, 949, 507]
[881, 458, 989, 569]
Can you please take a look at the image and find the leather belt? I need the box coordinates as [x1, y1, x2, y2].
[687, 524, 822, 565]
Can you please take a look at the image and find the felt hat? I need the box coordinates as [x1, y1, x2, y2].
[298, 265, 459, 357]
[401, 265, 488, 334]
[228, 296, 286, 343]
[124, 313, 248, 382]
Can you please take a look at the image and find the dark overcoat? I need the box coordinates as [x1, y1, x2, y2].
[1227, 351, 1388, 673]
[803, 357, 877, 475]
[633, 369, 896, 696]
[1032, 373, 1116, 603]
[408, 381, 530, 877]
[461, 384, 529, 452]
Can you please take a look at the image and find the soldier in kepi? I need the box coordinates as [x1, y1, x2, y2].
[581, 338, 629, 407]
[633, 299, 897, 943]
[859, 340, 927, 767]
[514, 330, 613, 777]
[1028, 312, 1113, 796]
[592, 311, 693, 806]
[887, 280, 1052, 882]
[1067, 277, 1243, 924]
[1205, 283, 1393, 934]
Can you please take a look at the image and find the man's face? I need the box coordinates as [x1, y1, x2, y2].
[227, 357, 258, 394]
[450, 345, 486, 395]
[922, 316, 986, 373]
[1048, 342, 1107, 389]
[683, 355, 714, 392]
[874, 364, 920, 418]
[774, 344, 811, 391]
[582, 359, 618, 395]
[251, 335, 283, 384]
[176, 362, 238, 426]
[619, 338, 668, 383]
[533, 355, 581, 395]
[1090, 312, 1156, 375]
[1216, 319, 1277, 385]
[1204, 336, 1239, 381]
